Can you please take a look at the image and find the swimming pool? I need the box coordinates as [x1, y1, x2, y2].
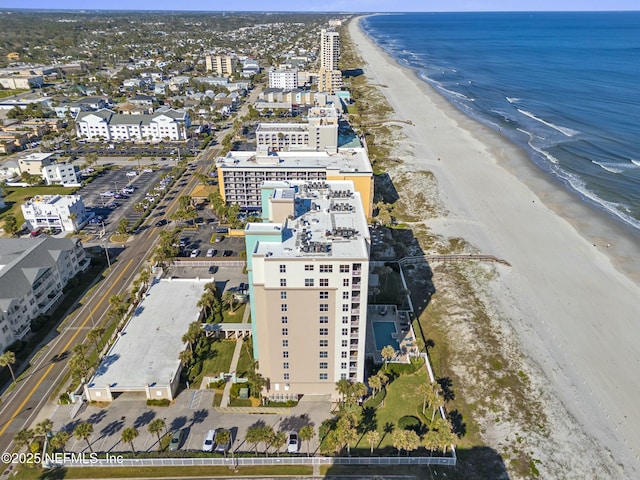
[372, 321, 400, 351]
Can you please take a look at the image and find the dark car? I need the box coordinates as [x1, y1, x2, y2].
[155, 219, 168, 227]
[169, 429, 186, 451]
[223, 250, 233, 257]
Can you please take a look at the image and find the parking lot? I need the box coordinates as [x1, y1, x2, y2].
[78, 167, 170, 237]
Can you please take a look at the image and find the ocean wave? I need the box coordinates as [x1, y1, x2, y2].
[517, 109, 580, 137]
[592, 161, 624, 174]
[526, 136, 560, 164]
[631, 159, 640, 167]
[554, 169, 640, 231]
[434, 84, 473, 101]
[506, 97, 521, 104]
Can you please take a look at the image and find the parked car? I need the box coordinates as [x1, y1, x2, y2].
[287, 432, 299, 453]
[125, 171, 138, 177]
[169, 429, 186, 451]
[202, 430, 215, 452]
[190, 249, 200, 258]
[222, 250, 232, 257]
[155, 219, 168, 227]
[206, 248, 215, 257]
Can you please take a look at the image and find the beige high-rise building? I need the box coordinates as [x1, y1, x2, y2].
[320, 29, 340, 71]
[317, 67, 343, 94]
[205, 54, 237, 77]
[245, 180, 370, 400]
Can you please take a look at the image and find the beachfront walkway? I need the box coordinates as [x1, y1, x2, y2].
[220, 301, 251, 406]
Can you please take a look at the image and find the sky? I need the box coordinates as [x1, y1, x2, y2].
[1, 0, 639, 12]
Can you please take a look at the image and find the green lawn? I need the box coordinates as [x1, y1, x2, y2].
[236, 337, 255, 377]
[194, 339, 236, 385]
[221, 302, 247, 323]
[0, 89, 28, 99]
[354, 366, 430, 451]
[1, 185, 78, 227]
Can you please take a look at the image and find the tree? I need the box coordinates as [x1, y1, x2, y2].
[299, 425, 315, 457]
[121, 426, 139, 454]
[430, 384, 445, 422]
[138, 268, 151, 292]
[147, 418, 166, 450]
[245, 425, 262, 454]
[87, 326, 105, 352]
[270, 430, 286, 457]
[222, 291, 237, 314]
[2, 214, 19, 236]
[13, 429, 34, 449]
[0, 351, 17, 385]
[365, 430, 379, 455]
[392, 429, 407, 456]
[335, 378, 351, 407]
[181, 321, 201, 351]
[50, 431, 70, 453]
[215, 428, 231, 455]
[404, 429, 420, 456]
[74, 422, 94, 453]
[260, 425, 275, 456]
[418, 381, 435, 416]
[348, 382, 367, 406]
[431, 417, 456, 454]
[197, 290, 217, 319]
[336, 415, 358, 456]
[35, 419, 54, 442]
[367, 374, 381, 396]
[178, 349, 193, 366]
[381, 345, 396, 370]
[117, 217, 129, 235]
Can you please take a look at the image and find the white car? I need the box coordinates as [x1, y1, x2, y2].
[287, 432, 299, 453]
[206, 248, 215, 257]
[125, 171, 137, 177]
[190, 249, 200, 258]
[100, 191, 115, 197]
[202, 430, 215, 452]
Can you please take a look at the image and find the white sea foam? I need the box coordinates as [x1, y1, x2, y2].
[529, 140, 560, 164]
[506, 97, 521, 104]
[631, 159, 640, 167]
[436, 84, 473, 101]
[517, 109, 580, 137]
[592, 161, 624, 174]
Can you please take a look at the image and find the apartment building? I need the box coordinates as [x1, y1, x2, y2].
[75, 107, 190, 142]
[0, 74, 43, 90]
[21, 195, 89, 232]
[42, 163, 79, 186]
[320, 29, 340, 71]
[17, 152, 55, 176]
[245, 180, 370, 400]
[268, 68, 298, 90]
[215, 147, 373, 218]
[205, 54, 237, 77]
[318, 68, 343, 95]
[0, 237, 88, 352]
[256, 107, 339, 152]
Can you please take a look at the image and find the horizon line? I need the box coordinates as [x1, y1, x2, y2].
[1, 8, 640, 13]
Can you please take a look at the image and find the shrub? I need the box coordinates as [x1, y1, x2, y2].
[263, 399, 298, 408]
[146, 398, 170, 407]
[398, 415, 421, 432]
[187, 362, 202, 382]
[363, 387, 386, 409]
[208, 379, 226, 389]
[387, 358, 421, 376]
[58, 393, 71, 405]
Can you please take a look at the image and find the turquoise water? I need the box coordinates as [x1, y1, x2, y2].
[372, 321, 399, 351]
[362, 12, 640, 232]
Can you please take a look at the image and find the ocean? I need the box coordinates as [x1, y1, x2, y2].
[361, 12, 640, 232]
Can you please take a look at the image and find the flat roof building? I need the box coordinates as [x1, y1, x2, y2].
[246, 180, 370, 401]
[21, 195, 88, 233]
[215, 147, 373, 218]
[85, 278, 208, 402]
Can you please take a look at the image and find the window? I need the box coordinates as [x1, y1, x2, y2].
[320, 351, 328, 358]
[341, 373, 347, 380]
[342, 304, 349, 312]
[279, 265, 286, 273]
[320, 265, 333, 273]
[320, 373, 328, 380]
[319, 362, 328, 369]
[305, 278, 314, 287]
[280, 278, 287, 287]
[282, 339, 289, 347]
[319, 328, 328, 336]
[282, 328, 288, 336]
[281, 316, 288, 324]
[319, 316, 328, 324]
[283, 351, 289, 358]
[341, 362, 347, 369]
[342, 340, 348, 347]
[320, 340, 328, 347]
[341, 351, 348, 358]
[342, 316, 349, 324]
[305, 264, 314, 271]
[280, 291, 287, 300]
[342, 328, 348, 335]
[342, 292, 349, 300]
[320, 278, 329, 287]
[319, 291, 329, 299]
[343, 279, 350, 287]
[283, 362, 289, 369]
[281, 304, 288, 312]
[340, 265, 350, 273]
[319, 304, 329, 312]
[284, 373, 290, 380]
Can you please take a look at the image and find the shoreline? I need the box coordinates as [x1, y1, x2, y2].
[349, 15, 640, 478]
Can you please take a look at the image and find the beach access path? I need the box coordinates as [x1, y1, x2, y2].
[349, 16, 640, 479]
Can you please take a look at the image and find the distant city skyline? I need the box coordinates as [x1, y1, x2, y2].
[1, 0, 639, 12]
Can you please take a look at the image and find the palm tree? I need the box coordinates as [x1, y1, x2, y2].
[197, 290, 217, 319]
[73, 422, 94, 453]
[215, 429, 231, 456]
[35, 419, 54, 442]
[270, 431, 286, 456]
[404, 430, 420, 456]
[367, 374, 381, 396]
[365, 430, 380, 455]
[260, 425, 275, 457]
[178, 349, 193, 366]
[0, 351, 17, 385]
[138, 268, 151, 292]
[299, 425, 315, 457]
[222, 291, 237, 314]
[245, 425, 262, 454]
[147, 418, 166, 450]
[336, 416, 358, 456]
[50, 431, 70, 453]
[430, 384, 445, 422]
[417, 381, 435, 416]
[348, 382, 367, 406]
[117, 218, 129, 235]
[87, 326, 105, 352]
[380, 345, 396, 370]
[335, 378, 351, 407]
[121, 426, 139, 454]
[181, 321, 201, 351]
[13, 429, 34, 449]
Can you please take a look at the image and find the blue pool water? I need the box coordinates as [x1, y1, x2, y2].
[373, 321, 400, 351]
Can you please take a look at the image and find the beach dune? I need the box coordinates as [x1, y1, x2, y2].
[349, 17, 640, 478]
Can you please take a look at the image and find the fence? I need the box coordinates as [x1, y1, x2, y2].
[399, 254, 510, 266]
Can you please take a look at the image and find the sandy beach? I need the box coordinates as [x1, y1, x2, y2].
[349, 16, 640, 479]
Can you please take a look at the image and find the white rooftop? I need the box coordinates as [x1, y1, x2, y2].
[25, 194, 81, 207]
[89, 278, 207, 390]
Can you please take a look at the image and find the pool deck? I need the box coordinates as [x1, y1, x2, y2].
[366, 305, 418, 364]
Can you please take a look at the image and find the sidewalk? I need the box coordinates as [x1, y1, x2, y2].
[219, 300, 251, 406]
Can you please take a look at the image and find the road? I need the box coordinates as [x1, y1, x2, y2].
[0, 144, 219, 463]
